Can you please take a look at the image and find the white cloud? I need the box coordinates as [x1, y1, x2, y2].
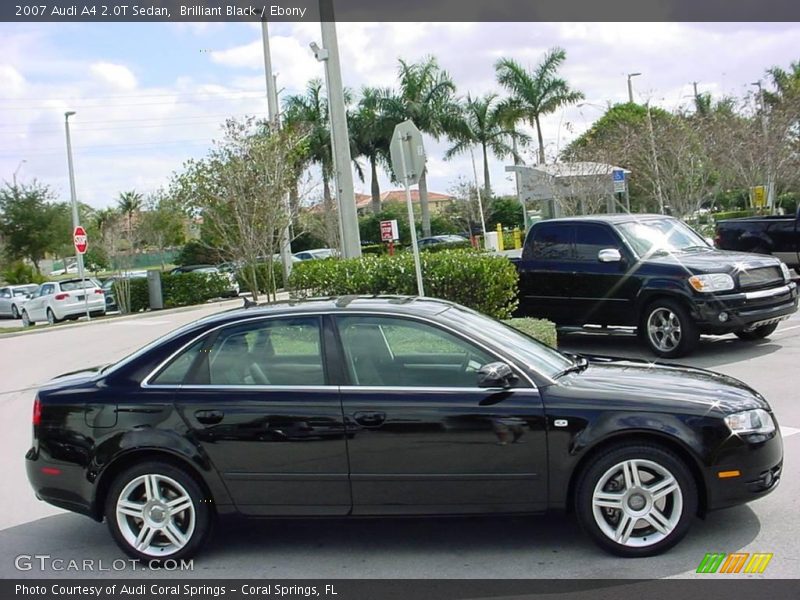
[89, 62, 137, 90]
[0, 65, 26, 96]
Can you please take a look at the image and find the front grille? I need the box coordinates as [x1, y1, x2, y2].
[738, 267, 783, 289]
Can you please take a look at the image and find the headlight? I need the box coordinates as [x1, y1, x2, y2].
[688, 273, 735, 293]
[725, 409, 775, 435]
[779, 262, 791, 281]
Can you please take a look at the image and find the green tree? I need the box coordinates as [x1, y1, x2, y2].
[138, 192, 186, 268]
[487, 196, 524, 230]
[117, 190, 143, 247]
[350, 86, 394, 214]
[383, 56, 459, 237]
[495, 47, 584, 164]
[445, 93, 529, 199]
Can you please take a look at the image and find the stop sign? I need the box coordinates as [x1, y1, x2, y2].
[73, 225, 88, 254]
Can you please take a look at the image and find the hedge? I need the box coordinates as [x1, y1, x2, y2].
[123, 271, 232, 313]
[503, 317, 557, 349]
[235, 262, 284, 296]
[712, 209, 759, 221]
[288, 249, 519, 319]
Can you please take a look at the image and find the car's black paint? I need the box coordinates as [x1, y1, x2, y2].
[715, 208, 800, 268]
[27, 297, 782, 529]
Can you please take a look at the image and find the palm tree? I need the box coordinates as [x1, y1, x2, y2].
[117, 190, 142, 245]
[445, 93, 530, 198]
[765, 60, 800, 106]
[495, 47, 584, 165]
[350, 86, 393, 213]
[383, 56, 459, 236]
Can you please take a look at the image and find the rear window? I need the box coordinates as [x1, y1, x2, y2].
[60, 279, 99, 292]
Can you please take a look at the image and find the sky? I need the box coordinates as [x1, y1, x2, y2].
[1, 21, 798, 209]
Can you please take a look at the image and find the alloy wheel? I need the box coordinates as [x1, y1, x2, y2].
[647, 308, 682, 353]
[591, 459, 683, 548]
[11, 305, 19, 319]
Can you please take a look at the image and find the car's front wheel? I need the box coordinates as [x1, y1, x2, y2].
[21, 310, 31, 327]
[640, 299, 699, 358]
[735, 322, 779, 341]
[105, 461, 213, 561]
[11, 305, 19, 319]
[575, 443, 698, 557]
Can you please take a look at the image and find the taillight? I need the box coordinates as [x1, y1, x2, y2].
[54, 293, 69, 300]
[32, 396, 41, 426]
[94, 289, 104, 294]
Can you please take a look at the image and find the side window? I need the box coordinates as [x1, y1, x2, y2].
[336, 316, 495, 388]
[150, 339, 205, 385]
[0, 288, 9, 298]
[574, 224, 621, 261]
[531, 224, 573, 260]
[40, 284, 54, 296]
[204, 317, 325, 386]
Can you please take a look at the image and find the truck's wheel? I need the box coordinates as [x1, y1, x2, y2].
[574, 443, 698, 557]
[735, 322, 779, 341]
[640, 299, 699, 358]
[105, 461, 213, 561]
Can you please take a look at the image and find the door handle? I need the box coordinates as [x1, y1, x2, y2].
[195, 410, 224, 425]
[353, 411, 386, 428]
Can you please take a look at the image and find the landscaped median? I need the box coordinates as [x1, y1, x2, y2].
[289, 248, 557, 347]
[124, 271, 232, 312]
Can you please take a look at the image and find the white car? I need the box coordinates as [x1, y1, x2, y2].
[293, 248, 336, 261]
[0, 284, 39, 319]
[20, 279, 106, 326]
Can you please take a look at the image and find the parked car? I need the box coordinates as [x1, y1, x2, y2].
[715, 206, 800, 273]
[293, 248, 336, 261]
[170, 265, 239, 298]
[0, 284, 39, 319]
[511, 214, 798, 357]
[27, 296, 782, 560]
[20, 278, 106, 326]
[417, 234, 469, 249]
[102, 271, 148, 312]
[48, 260, 79, 277]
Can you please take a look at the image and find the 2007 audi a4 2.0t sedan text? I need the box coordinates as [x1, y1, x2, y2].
[26, 296, 783, 559]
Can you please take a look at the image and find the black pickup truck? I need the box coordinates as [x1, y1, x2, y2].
[511, 214, 798, 357]
[715, 207, 800, 272]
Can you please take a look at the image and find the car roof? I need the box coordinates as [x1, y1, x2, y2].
[535, 214, 670, 226]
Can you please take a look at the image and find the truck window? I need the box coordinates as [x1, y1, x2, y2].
[574, 224, 620, 261]
[530, 224, 573, 260]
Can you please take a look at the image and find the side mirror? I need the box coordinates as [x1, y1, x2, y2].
[477, 362, 518, 389]
[598, 248, 622, 263]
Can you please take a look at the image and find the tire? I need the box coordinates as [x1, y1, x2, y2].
[640, 299, 699, 358]
[735, 322, 779, 341]
[574, 443, 698, 558]
[21, 310, 31, 327]
[46, 308, 58, 325]
[11, 305, 19, 319]
[105, 461, 213, 562]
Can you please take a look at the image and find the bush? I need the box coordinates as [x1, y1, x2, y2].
[712, 209, 759, 221]
[361, 243, 388, 255]
[1, 261, 46, 285]
[127, 271, 231, 312]
[235, 261, 284, 295]
[502, 317, 558, 349]
[289, 249, 519, 319]
[175, 240, 220, 266]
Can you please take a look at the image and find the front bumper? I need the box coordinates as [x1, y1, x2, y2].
[693, 282, 797, 333]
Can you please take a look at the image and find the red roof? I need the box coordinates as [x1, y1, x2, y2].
[354, 190, 454, 209]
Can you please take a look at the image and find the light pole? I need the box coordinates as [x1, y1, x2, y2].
[64, 111, 91, 321]
[751, 80, 774, 213]
[12, 159, 26, 187]
[627, 72, 641, 104]
[312, 0, 361, 259]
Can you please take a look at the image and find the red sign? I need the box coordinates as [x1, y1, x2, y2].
[73, 225, 88, 254]
[380, 219, 399, 242]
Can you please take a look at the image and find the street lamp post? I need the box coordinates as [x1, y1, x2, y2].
[627, 72, 642, 104]
[751, 80, 775, 214]
[64, 111, 91, 321]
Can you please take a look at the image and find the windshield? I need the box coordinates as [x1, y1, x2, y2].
[616, 218, 709, 257]
[440, 306, 573, 380]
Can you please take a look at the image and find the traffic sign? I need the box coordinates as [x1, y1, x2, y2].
[751, 185, 766, 208]
[380, 219, 399, 242]
[73, 225, 88, 254]
[612, 169, 626, 194]
[390, 120, 426, 186]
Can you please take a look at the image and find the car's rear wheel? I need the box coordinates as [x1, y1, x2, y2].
[575, 443, 697, 557]
[46, 308, 58, 325]
[640, 299, 699, 358]
[105, 461, 212, 561]
[735, 322, 779, 341]
[21, 310, 31, 327]
[11, 305, 19, 319]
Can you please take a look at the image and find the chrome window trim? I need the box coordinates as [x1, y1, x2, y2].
[140, 310, 544, 389]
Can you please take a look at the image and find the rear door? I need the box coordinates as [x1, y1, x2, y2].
[334, 314, 548, 515]
[518, 223, 576, 323]
[168, 315, 351, 516]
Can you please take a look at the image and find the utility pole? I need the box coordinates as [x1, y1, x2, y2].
[314, 0, 361, 258]
[752, 80, 775, 214]
[64, 112, 91, 321]
[627, 72, 641, 104]
[469, 146, 488, 244]
[259, 17, 294, 285]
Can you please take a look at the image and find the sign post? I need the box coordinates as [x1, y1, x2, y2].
[390, 120, 426, 296]
[611, 169, 628, 213]
[380, 219, 399, 256]
[72, 225, 91, 321]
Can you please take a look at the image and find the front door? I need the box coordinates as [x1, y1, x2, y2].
[170, 315, 351, 516]
[334, 315, 548, 515]
[27, 283, 53, 321]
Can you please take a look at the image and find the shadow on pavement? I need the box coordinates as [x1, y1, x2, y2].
[0, 505, 761, 579]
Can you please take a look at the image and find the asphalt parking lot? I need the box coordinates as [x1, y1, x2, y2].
[0, 304, 797, 579]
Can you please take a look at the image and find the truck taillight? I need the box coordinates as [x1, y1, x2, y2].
[94, 289, 104, 294]
[32, 396, 41, 426]
[54, 293, 69, 300]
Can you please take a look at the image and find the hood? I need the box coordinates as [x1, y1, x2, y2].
[554, 356, 768, 415]
[643, 248, 781, 275]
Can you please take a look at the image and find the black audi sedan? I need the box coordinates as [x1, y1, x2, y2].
[26, 296, 782, 560]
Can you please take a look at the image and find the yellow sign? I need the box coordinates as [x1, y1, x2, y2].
[752, 186, 766, 208]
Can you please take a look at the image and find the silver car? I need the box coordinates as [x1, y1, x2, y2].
[0, 284, 39, 319]
[21, 279, 106, 326]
